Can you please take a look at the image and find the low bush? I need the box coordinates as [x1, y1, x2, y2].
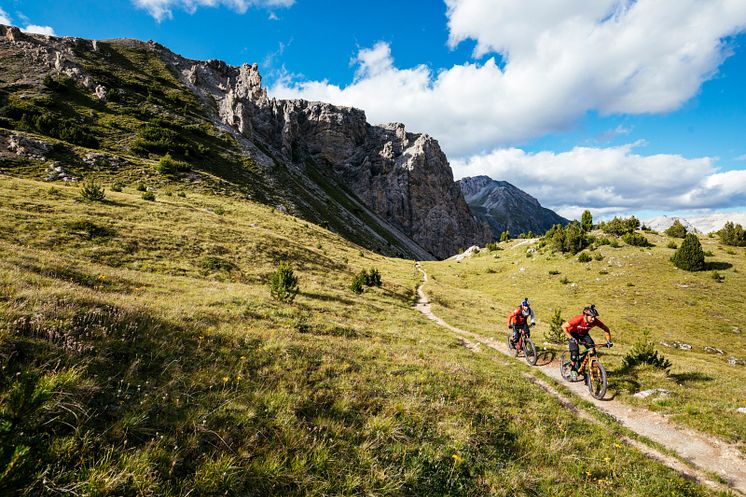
[548, 270, 560, 275]
[622, 232, 652, 247]
[80, 180, 106, 202]
[666, 241, 678, 249]
[268, 262, 299, 302]
[711, 271, 725, 283]
[577, 252, 592, 263]
[621, 331, 672, 372]
[110, 182, 124, 192]
[202, 256, 238, 272]
[141, 191, 156, 201]
[155, 153, 191, 175]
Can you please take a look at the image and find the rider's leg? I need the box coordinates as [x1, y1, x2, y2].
[569, 337, 580, 370]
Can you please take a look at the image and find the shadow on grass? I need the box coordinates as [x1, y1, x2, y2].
[705, 261, 733, 271]
[669, 372, 714, 383]
[300, 291, 356, 306]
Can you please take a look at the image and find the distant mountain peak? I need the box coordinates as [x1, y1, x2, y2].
[458, 176, 568, 239]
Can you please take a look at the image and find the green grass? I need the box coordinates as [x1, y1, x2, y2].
[422, 234, 746, 450]
[0, 177, 726, 496]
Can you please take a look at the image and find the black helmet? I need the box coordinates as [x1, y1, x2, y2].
[583, 304, 599, 317]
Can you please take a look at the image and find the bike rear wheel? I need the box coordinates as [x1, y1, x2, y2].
[587, 359, 607, 399]
[559, 351, 573, 380]
[523, 338, 537, 365]
[507, 332, 516, 352]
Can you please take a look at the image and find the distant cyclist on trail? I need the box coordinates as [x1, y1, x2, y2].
[562, 305, 613, 381]
[507, 298, 536, 346]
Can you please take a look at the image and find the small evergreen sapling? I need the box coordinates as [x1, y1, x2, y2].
[268, 262, 299, 302]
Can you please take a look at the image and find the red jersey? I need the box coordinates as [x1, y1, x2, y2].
[507, 306, 532, 326]
[565, 314, 608, 335]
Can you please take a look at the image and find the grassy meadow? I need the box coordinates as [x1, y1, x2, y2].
[422, 233, 746, 449]
[0, 175, 732, 496]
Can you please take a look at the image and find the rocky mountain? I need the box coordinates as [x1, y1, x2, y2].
[458, 175, 568, 239]
[0, 25, 489, 259]
[644, 215, 701, 234]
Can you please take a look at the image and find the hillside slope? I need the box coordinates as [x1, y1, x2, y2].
[422, 231, 746, 450]
[0, 26, 490, 260]
[0, 176, 724, 496]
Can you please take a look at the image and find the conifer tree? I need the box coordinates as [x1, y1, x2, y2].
[671, 233, 705, 271]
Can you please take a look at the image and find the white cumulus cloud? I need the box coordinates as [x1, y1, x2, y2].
[133, 0, 294, 22]
[272, 0, 746, 158]
[451, 143, 746, 217]
[22, 25, 56, 36]
[0, 8, 11, 25]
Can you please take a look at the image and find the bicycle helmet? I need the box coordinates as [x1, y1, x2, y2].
[583, 304, 599, 317]
[521, 298, 530, 308]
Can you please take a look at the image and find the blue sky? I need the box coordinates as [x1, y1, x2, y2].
[3, 0, 746, 225]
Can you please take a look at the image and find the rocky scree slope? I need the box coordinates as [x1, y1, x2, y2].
[0, 25, 489, 259]
[459, 175, 568, 238]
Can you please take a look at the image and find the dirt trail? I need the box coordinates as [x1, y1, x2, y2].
[414, 263, 746, 496]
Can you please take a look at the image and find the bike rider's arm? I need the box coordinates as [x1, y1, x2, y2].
[561, 320, 573, 340]
[529, 307, 536, 324]
[596, 319, 612, 343]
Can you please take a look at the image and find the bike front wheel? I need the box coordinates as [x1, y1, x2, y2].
[587, 359, 607, 399]
[523, 338, 537, 366]
[559, 351, 573, 381]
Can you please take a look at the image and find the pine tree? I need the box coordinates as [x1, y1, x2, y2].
[581, 210, 593, 232]
[671, 234, 705, 271]
[664, 219, 687, 238]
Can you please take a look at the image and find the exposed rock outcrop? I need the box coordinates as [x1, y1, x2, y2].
[459, 175, 568, 240]
[164, 53, 489, 258]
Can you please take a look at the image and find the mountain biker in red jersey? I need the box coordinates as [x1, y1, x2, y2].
[507, 298, 536, 346]
[561, 305, 613, 380]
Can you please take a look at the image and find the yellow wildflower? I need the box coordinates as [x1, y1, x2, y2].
[452, 454, 462, 464]
[604, 457, 611, 463]
[222, 376, 229, 383]
[614, 442, 622, 448]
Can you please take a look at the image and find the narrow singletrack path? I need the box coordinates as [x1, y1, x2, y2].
[414, 263, 746, 495]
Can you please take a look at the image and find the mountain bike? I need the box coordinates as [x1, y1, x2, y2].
[560, 342, 609, 399]
[507, 324, 537, 366]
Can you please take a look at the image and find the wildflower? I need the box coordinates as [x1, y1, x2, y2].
[240, 355, 246, 361]
[586, 471, 592, 477]
[222, 376, 230, 383]
[236, 375, 242, 382]
[614, 442, 622, 449]
[604, 457, 611, 463]
[452, 454, 462, 464]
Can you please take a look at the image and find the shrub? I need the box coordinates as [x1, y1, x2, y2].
[365, 268, 382, 287]
[544, 222, 589, 254]
[548, 270, 560, 275]
[136, 183, 147, 192]
[671, 234, 705, 271]
[110, 182, 124, 192]
[621, 331, 672, 372]
[622, 232, 651, 247]
[485, 242, 501, 251]
[500, 230, 510, 242]
[141, 191, 156, 201]
[703, 250, 714, 257]
[177, 191, 187, 198]
[559, 276, 570, 285]
[155, 153, 191, 175]
[593, 253, 604, 261]
[577, 252, 592, 263]
[581, 210, 593, 232]
[351, 269, 382, 293]
[664, 219, 687, 238]
[712, 271, 725, 283]
[666, 241, 678, 249]
[545, 309, 565, 343]
[80, 180, 106, 202]
[350, 272, 365, 294]
[717, 221, 746, 247]
[599, 216, 640, 236]
[599, 270, 608, 275]
[268, 262, 299, 302]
